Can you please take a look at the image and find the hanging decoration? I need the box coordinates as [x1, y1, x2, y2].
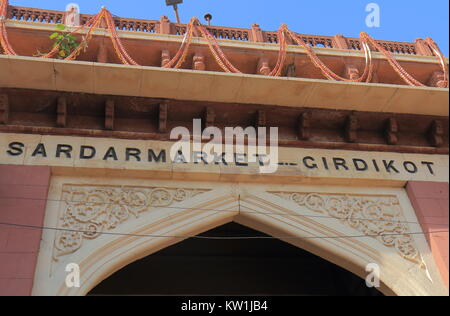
[0, 0, 447, 88]
[0, 0, 16, 55]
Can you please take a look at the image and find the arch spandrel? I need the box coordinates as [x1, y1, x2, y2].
[32, 177, 448, 296]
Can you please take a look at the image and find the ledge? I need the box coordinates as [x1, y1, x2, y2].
[1, 55, 448, 116]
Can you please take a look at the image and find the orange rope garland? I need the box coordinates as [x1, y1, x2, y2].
[287, 29, 374, 82]
[268, 25, 288, 77]
[361, 33, 448, 88]
[63, 9, 105, 60]
[0, 0, 448, 88]
[425, 37, 449, 87]
[162, 17, 196, 69]
[0, 0, 16, 55]
[195, 19, 242, 73]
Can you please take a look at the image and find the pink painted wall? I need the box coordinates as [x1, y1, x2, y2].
[406, 181, 449, 288]
[0, 165, 51, 296]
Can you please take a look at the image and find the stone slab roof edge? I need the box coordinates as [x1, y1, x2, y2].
[1, 55, 448, 117]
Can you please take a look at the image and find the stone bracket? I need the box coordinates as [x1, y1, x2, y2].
[429, 120, 444, 147]
[56, 96, 67, 128]
[427, 71, 447, 88]
[257, 110, 266, 128]
[158, 101, 168, 133]
[257, 57, 270, 75]
[286, 64, 296, 77]
[161, 50, 171, 67]
[385, 117, 399, 145]
[193, 52, 206, 71]
[345, 114, 358, 143]
[298, 112, 311, 140]
[345, 64, 360, 80]
[0, 94, 9, 125]
[105, 99, 115, 131]
[204, 107, 215, 129]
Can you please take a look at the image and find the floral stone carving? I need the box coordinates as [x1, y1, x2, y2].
[53, 185, 210, 259]
[269, 191, 424, 267]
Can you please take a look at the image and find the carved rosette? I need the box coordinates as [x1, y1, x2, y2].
[53, 185, 210, 260]
[269, 192, 423, 267]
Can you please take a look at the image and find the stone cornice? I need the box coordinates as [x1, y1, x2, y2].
[1, 55, 448, 117]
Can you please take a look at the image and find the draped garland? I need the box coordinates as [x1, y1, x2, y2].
[0, 0, 448, 87]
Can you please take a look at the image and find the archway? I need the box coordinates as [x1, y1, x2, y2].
[32, 181, 445, 296]
[88, 222, 384, 296]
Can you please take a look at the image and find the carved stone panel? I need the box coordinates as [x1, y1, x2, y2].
[53, 185, 210, 260]
[269, 191, 424, 267]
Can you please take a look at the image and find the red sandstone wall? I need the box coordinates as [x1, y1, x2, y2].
[406, 181, 449, 288]
[0, 165, 51, 296]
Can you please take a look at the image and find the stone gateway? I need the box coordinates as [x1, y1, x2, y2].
[0, 0, 448, 297]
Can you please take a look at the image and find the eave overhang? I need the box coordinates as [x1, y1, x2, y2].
[1, 55, 448, 117]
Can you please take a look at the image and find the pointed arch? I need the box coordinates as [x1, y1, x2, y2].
[32, 180, 446, 296]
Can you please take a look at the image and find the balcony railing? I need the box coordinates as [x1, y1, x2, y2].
[6, 5, 433, 56]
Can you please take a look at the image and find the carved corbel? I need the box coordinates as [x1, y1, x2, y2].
[105, 99, 115, 131]
[0, 94, 9, 125]
[204, 107, 215, 129]
[193, 52, 206, 71]
[385, 117, 399, 145]
[298, 112, 311, 140]
[429, 120, 444, 148]
[158, 101, 168, 133]
[257, 57, 270, 75]
[427, 71, 447, 88]
[345, 64, 360, 80]
[257, 110, 266, 128]
[161, 50, 171, 67]
[56, 96, 67, 128]
[345, 114, 358, 143]
[286, 64, 297, 78]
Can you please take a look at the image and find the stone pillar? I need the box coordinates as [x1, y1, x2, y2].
[251, 24, 265, 43]
[415, 39, 433, 56]
[333, 35, 349, 49]
[406, 181, 449, 288]
[158, 16, 172, 34]
[0, 165, 51, 296]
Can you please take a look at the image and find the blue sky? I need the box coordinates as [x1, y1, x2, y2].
[10, 0, 449, 55]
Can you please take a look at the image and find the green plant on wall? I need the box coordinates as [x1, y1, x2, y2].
[49, 24, 79, 58]
[35, 24, 80, 58]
